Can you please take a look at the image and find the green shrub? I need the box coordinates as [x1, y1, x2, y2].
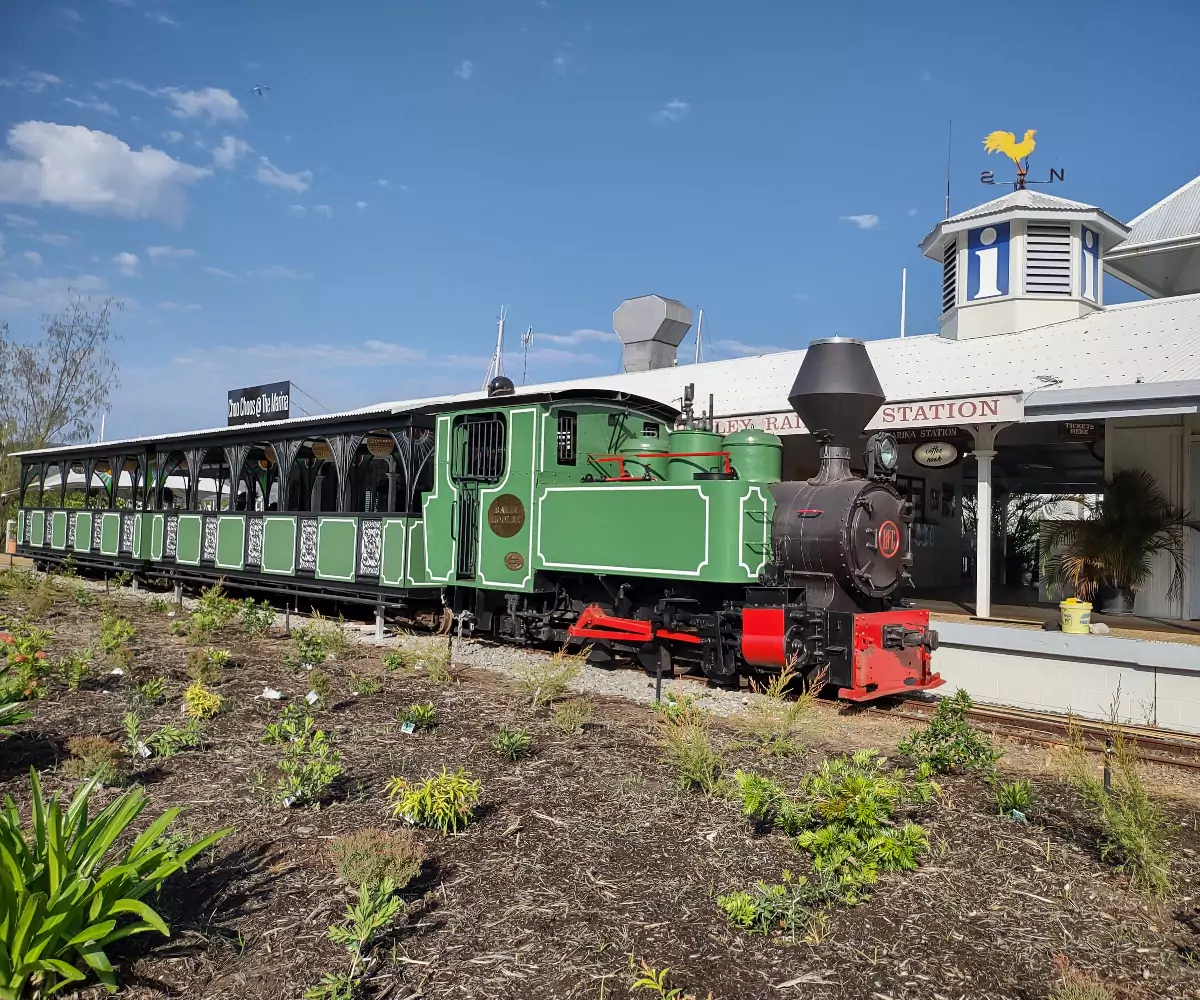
[307, 669, 332, 702]
[147, 596, 169, 613]
[897, 689, 1001, 775]
[188, 583, 241, 638]
[98, 613, 135, 656]
[0, 768, 231, 997]
[183, 683, 222, 720]
[1062, 720, 1172, 897]
[277, 726, 343, 807]
[186, 647, 229, 684]
[659, 720, 724, 794]
[651, 691, 707, 727]
[62, 735, 127, 786]
[287, 626, 328, 668]
[382, 649, 410, 671]
[262, 704, 310, 745]
[516, 650, 581, 707]
[349, 673, 381, 697]
[1, 620, 53, 695]
[328, 827, 425, 890]
[57, 649, 95, 691]
[112, 569, 133, 589]
[240, 598, 275, 636]
[399, 701, 436, 730]
[136, 675, 168, 704]
[492, 724, 532, 761]
[124, 713, 203, 760]
[305, 878, 404, 1000]
[552, 698, 594, 734]
[996, 779, 1033, 816]
[387, 767, 480, 834]
[716, 869, 840, 938]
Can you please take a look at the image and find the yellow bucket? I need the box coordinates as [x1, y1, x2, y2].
[1060, 598, 1092, 634]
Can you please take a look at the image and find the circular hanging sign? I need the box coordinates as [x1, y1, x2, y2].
[504, 551, 525, 571]
[912, 441, 960, 469]
[487, 494, 526, 538]
[877, 520, 901, 559]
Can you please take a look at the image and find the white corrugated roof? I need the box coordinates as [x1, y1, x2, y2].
[1109, 174, 1200, 254]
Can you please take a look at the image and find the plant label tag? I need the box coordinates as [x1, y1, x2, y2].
[301, 662, 314, 671]
[260, 687, 283, 700]
[110, 667, 125, 676]
[400, 721, 415, 735]
[283, 795, 296, 808]
[305, 691, 319, 705]
[136, 741, 152, 759]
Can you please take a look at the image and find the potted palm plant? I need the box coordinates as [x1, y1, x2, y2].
[1041, 469, 1199, 615]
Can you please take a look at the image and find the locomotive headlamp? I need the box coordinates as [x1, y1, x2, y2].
[865, 432, 899, 478]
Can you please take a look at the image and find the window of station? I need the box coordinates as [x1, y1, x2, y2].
[451, 413, 507, 483]
[556, 411, 577, 465]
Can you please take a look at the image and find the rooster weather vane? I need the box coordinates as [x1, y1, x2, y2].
[980, 129, 1063, 190]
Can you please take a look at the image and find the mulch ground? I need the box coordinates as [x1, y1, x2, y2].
[2, 580, 1200, 1000]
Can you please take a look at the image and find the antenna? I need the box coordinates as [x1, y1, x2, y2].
[98, 413, 106, 443]
[482, 305, 507, 391]
[900, 267, 907, 338]
[520, 326, 534, 385]
[694, 307, 704, 364]
[944, 120, 953, 219]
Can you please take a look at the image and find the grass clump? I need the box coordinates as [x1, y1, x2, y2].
[659, 717, 724, 795]
[516, 649, 581, 707]
[897, 688, 1001, 775]
[240, 597, 275, 636]
[62, 734, 127, 785]
[1049, 955, 1115, 1000]
[996, 778, 1033, 816]
[652, 691, 707, 727]
[552, 697, 594, 734]
[349, 672, 382, 697]
[399, 701, 437, 730]
[329, 827, 425, 891]
[387, 767, 480, 834]
[739, 660, 824, 756]
[183, 682, 222, 719]
[1061, 715, 1172, 897]
[492, 723, 533, 761]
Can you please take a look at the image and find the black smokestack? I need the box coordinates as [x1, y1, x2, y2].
[788, 337, 885, 483]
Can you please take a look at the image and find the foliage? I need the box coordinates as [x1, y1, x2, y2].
[186, 647, 229, 684]
[286, 626, 328, 668]
[1061, 716, 1172, 897]
[97, 614, 134, 656]
[182, 683, 222, 720]
[277, 725, 342, 807]
[240, 598, 275, 637]
[716, 870, 841, 940]
[56, 649, 95, 691]
[0, 767, 229, 998]
[146, 596, 169, 614]
[659, 720, 724, 795]
[304, 879, 404, 1000]
[996, 779, 1033, 816]
[136, 675, 167, 704]
[552, 698, 594, 734]
[491, 724, 532, 761]
[328, 827, 425, 891]
[0, 621, 52, 696]
[1049, 955, 1115, 1000]
[386, 767, 480, 834]
[0, 687, 32, 734]
[382, 650, 410, 671]
[187, 583, 240, 640]
[399, 701, 437, 730]
[26, 579, 58, 619]
[516, 650, 581, 707]
[898, 689, 1001, 775]
[629, 962, 695, 1000]
[739, 661, 825, 756]
[62, 736, 127, 787]
[961, 491, 1078, 582]
[262, 704, 310, 746]
[123, 714, 203, 761]
[111, 571, 133, 590]
[307, 669, 332, 702]
[1041, 469, 1200, 600]
[348, 673, 381, 697]
[652, 691, 707, 727]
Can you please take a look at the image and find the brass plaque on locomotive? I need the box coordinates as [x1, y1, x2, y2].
[504, 551, 525, 571]
[487, 494, 526, 538]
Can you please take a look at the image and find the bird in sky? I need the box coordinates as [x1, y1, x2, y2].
[983, 129, 1037, 165]
[251, 85, 271, 97]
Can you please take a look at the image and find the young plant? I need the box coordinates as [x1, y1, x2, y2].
[57, 648, 95, 691]
[186, 647, 229, 684]
[739, 660, 825, 756]
[630, 962, 694, 1000]
[382, 649, 410, 671]
[552, 697, 594, 734]
[304, 878, 404, 1000]
[386, 767, 480, 834]
[149, 719, 204, 758]
[308, 668, 333, 702]
[287, 625, 328, 668]
[1061, 716, 1172, 896]
[996, 779, 1033, 816]
[328, 827, 426, 890]
[183, 682, 222, 720]
[188, 582, 241, 638]
[262, 703, 311, 745]
[659, 718, 724, 794]
[349, 673, 382, 697]
[62, 735, 127, 786]
[898, 688, 1001, 775]
[399, 701, 436, 730]
[147, 595, 169, 613]
[0, 622, 52, 695]
[0, 769, 231, 998]
[492, 723, 533, 761]
[516, 649, 581, 707]
[240, 597, 276, 636]
[112, 569, 134, 588]
[98, 613, 135, 655]
[277, 725, 343, 807]
[1049, 955, 1115, 1000]
[716, 869, 840, 938]
[136, 674, 168, 704]
[652, 691, 707, 727]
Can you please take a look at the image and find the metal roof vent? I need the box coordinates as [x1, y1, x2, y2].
[487, 375, 516, 397]
[613, 295, 692, 372]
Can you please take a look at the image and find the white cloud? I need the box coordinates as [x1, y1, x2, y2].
[553, 48, 572, 74]
[716, 338, 783, 357]
[30, 232, 70, 246]
[23, 250, 42, 266]
[255, 156, 311, 193]
[162, 130, 184, 143]
[167, 87, 244, 122]
[0, 72, 64, 95]
[0, 232, 4, 259]
[906, 207, 918, 217]
[313, 204, 333, 218]
[202, 265, 235, 277]
[112, 251, 139, 276]
[792, 292, 811, 301]
[285, 204, 306, 218]
[59, 7, 83, 24]
[64, 96, 118, 116]
[158, 301, 201, 311]
[0, 272, 105, 312]
[3, 212, 37, 227]
[0, 121, 210, 223]
[377, 179, 389, 188]
[355, 200, 367, 209]
[921, 70, 932, 83]
[146, 9, 179, 26]
[535, 328, 618, 346]
[252, 264, 310, 280]
[653, 99, 690, 124]
[840, 213, 880, 230]
[212, 134, 251, 168]
[454, 60, 475, 81]
[147, 245, 194, 261]
[180, 339, 478, 369]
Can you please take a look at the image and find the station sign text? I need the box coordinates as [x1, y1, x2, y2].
[227, 381, 292, 426]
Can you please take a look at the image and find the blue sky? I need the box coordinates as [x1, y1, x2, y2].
[1, 0, 1198, 440]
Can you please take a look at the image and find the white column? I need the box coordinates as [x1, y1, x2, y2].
[974, 448, 996, 619]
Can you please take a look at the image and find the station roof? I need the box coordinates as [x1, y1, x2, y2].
[1105, 173, 1200, 297]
